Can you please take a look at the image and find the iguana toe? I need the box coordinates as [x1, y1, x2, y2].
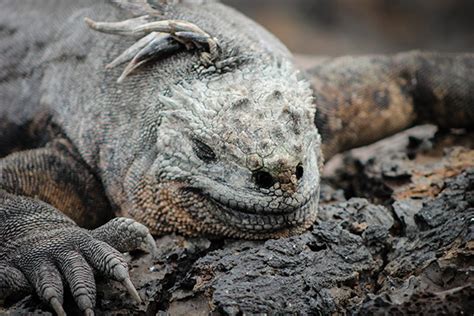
[0, 264, 30, 300]
[31, 262, 65, 315]
[1, 222, 147, 314]
[91, 217, 158, 257]
[56, 251, 96, 312]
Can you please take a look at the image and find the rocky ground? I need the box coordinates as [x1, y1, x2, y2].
[3, 125, 473, 315]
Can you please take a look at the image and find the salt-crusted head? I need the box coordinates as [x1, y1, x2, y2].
[128, 59, 322, 238]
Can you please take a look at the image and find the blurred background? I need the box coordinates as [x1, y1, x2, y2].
[222, 0, 474, 56]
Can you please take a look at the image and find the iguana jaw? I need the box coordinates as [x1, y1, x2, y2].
[126, 162, 320, 239]
[204, 186, 320, 234]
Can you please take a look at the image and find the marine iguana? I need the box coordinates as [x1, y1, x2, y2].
[0, 0, 472, 314]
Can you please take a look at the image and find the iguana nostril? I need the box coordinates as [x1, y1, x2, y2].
[296, 164, 304, 180]
[253, 171, 275, 189]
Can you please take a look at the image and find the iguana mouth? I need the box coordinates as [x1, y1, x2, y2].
[205, 187, 320, 233]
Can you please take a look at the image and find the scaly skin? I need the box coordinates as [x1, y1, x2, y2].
[304, 52, 474, 158]
[0, 0, 473, 314]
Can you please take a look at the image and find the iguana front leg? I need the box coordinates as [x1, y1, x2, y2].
[0, 140, 157, 315]
[302, 51, 474, 159]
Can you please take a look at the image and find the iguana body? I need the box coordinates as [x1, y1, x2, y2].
[0, 0, 472, 314]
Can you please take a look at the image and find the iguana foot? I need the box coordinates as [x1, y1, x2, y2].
[0, 216, 156, 315]
[85, 16, 219, 82]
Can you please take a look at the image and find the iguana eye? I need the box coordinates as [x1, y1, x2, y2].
[192, 138, 217, 162]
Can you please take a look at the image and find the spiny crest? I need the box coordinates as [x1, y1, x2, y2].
[159, 59, 313, 118]
[158, 59, 316, 157]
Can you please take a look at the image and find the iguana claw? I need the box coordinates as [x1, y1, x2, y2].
[50, 298, 66, 316]
[85, 16, 219, 82]
[0, 212, 155, 314]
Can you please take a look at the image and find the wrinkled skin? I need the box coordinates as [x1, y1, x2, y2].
[124, 60, 321, 239]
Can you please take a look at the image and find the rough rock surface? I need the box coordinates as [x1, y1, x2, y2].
[4, 125, 473, 315]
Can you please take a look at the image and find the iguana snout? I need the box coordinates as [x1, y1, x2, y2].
[249, 149, 306, 195]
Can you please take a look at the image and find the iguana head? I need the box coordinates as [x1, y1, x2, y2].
[90, 1, 324, 239]
[126, 60, 322, 239]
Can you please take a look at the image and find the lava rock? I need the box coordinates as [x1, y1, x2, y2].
[5, 127, 473, 315]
